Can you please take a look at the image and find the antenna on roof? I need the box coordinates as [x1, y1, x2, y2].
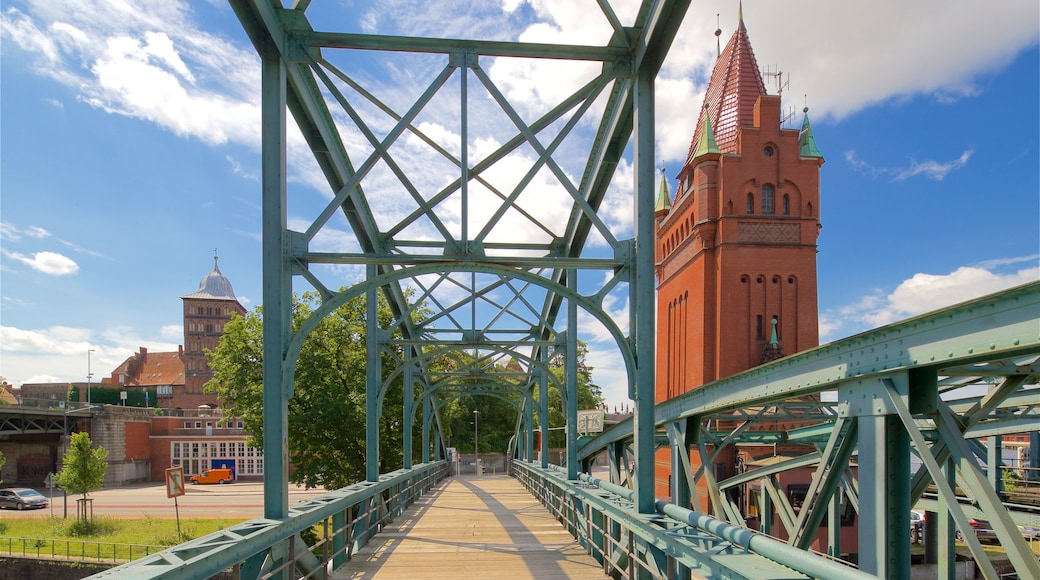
[762, 66, 789, 96]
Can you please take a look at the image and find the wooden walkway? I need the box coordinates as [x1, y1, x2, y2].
[330, 475, 608, 579]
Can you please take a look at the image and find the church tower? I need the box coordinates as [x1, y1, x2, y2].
[181, 256, 246, 404]
[655, 11, 824, 403]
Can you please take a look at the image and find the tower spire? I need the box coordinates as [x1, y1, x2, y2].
[690, 104, 721, 160]
[798, 107, 824, 159]
[687, 6, 767, 158]
[654, 168, 672, 215]
[715, 13, 722, 58]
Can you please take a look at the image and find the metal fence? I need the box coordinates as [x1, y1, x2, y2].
[0, 535, 162, 563]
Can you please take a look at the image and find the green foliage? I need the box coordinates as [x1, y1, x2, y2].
[437, 341, 605, 452]
[0, 516, 244, 551]
[71, 385, 154, 408]
[1002, 468, 1019, 494]
[206, 291, 428, 489]
[63, 517, 118, 537]
[535, 340, 604, 448]
[0, 449, 5, 486]
[55, 432, 108, 508]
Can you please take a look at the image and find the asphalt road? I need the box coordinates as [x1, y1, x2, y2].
[0, 481, 331, 519]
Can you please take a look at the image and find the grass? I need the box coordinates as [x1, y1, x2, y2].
[0, 515, 328, 563]
[0, 515, 248, 561]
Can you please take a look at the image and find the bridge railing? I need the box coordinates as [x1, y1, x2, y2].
[513, 460, 874, 580]
[89, 461, 448, 579]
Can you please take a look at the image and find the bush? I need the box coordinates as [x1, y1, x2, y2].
[62, 517, 118, 537]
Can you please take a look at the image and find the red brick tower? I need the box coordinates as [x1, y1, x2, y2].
[181, 256, 246, 405]
[656, 12, 823, 401]
[654, 12, 824, 498]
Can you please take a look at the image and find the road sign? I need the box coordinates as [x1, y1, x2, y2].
[577, 410, 604, 434]
[166, 467, 185, 498]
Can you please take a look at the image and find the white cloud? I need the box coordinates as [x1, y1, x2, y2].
[845, 149, 975, 182]
[160, 325, 183, 341]
[0, 323, 182, 387]
[2, 249, 79, 275]
[892, 149, 974, 182]
[820, 257, 1039, 341]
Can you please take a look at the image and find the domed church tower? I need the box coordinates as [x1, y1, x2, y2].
[181, 256, 246, 404]
[655, 9, 824, 401]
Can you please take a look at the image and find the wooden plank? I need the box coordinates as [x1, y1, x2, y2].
[331, 476, 607, 579]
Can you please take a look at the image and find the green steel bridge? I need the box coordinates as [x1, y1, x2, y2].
[92, 1, 1039, 578]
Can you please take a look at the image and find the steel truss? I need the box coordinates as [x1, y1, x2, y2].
[578, 282, 1040, 578]
[86, 1, 1038, 578]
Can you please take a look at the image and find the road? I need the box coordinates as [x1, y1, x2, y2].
[0, 481, 331, 519]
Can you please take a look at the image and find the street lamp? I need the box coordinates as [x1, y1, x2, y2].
[87, 349, 95, 407]
[473, 410, 479, 476]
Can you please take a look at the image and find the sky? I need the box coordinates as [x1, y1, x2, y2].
[1, 0, 1038, 410]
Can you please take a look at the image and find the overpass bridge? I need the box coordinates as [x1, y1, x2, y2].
[89, 1, 1038, 578]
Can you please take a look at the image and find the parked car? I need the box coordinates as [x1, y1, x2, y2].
[1018, 525, 1039, 540]
[0, 488, 49, 510]
[910, 510, 925, 543]
[189, 468, 234, 485]
[956, 518, 997, 543]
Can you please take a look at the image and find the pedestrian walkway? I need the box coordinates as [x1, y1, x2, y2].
[331, 475, 607, 579]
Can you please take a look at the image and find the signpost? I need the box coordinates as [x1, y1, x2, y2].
[166, 467, 185, 537]
[45, 473, 55, 517]
[577, 409, 604, 435]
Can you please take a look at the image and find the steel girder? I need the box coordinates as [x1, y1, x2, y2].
[578, 282, 1040, 579]
[0, 406, 90, 435]
[215, 1, 691, 579]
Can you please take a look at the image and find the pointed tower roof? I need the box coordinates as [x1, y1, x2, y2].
[798, 107, 823, 158]
[654, 169, 673, 214]
[688, 11, 768, 158]
[182, 256, 238, 301]
[757, 317, 786, 365]
[690, 104, 721, 159]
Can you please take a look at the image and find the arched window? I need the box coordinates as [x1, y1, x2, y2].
[783, 194, 790, 215]
[746, 193, 755, 214]
[762, 184, 775, 214]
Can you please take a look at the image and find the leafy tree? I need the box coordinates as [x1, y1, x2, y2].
[206, 291, 428, 490]
[55, 432, 108, 516]
[438, 341, 605, 452]
[0, 450, 5, 486]
[534, 340, 604, 448]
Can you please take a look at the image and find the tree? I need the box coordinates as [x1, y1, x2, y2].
[0, 450, 5, 486]
[438, 341, 605, 452]
[206, 290, 428, 489]
[55, 432, 108, 517]
[535, 340, 604, 448]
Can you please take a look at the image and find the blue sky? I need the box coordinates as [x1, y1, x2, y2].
[2, 0, 1037, 409]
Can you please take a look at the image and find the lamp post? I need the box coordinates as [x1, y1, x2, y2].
[473, 409, 479, 476]
[87, 349, 95, 407]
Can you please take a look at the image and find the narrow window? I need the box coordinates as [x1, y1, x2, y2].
[783, 194, 790, 215]
[756, 315, 763, 339]
[747, 193, 755, 214]
[762, 184, 775, 214]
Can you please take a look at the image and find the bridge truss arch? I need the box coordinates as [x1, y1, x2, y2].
[88, 2, 1039, 579]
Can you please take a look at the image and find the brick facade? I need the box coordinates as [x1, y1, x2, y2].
[653, 14, 826, 528]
